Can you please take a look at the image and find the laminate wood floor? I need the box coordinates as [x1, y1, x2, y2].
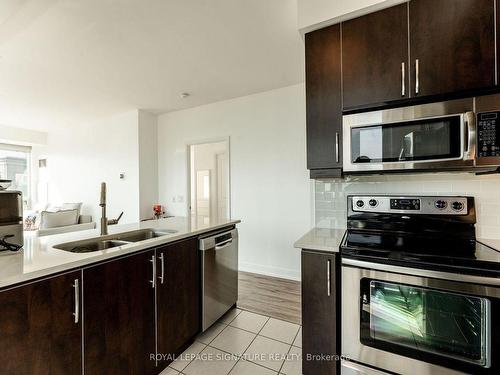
[237, 271, 301, 325]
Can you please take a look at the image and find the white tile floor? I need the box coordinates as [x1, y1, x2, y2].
[160, 308, 302, 375]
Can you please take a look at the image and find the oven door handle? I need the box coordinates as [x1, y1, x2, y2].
[464, 111, 476, 159]
[343, 257, 500, 287]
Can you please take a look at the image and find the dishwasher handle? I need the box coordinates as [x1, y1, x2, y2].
[215, 238, 233, 250]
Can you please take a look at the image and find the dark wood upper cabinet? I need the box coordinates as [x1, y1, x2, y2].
[156, 238, 201, 370]
[0, 271, 82, 375]
[302, 250, 339, 375]
[342, 4, 409, 109]
[83, 250, 156, 375]
[409, 0, 496, 97]
[305, 24, 342, 171]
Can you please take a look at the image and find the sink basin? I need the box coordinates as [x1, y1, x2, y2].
[54, 239, 131, 253]
[113, 228, 177, 242]
[53, 228, 178, 253]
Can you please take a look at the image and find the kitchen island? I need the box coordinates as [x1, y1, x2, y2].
[0, 216, 240, 375]
[0, 216, 240, 288]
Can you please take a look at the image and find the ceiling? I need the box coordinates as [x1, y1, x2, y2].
[0, 0, 304, 131]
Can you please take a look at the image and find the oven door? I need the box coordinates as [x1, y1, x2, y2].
[342, 260, 500, 375]
[342, 106, 476, 173]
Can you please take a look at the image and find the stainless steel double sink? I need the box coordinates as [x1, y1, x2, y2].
[53, 228, 178, 253]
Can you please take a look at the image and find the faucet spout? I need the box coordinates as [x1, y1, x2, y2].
[100, 182, 108, 235]
[99, 182, 123, 236]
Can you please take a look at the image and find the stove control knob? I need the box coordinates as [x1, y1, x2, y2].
[369, 199, 378, 207]
[356, 200, 365, 208]
[452, 201, 464, 211]
[434, 200, 447, 210]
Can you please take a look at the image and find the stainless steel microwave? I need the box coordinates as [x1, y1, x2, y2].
[342, 94, 500, 174]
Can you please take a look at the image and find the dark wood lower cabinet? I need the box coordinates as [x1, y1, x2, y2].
[0, 231, 220, 375]
[0, 271, 82, 375]
[83, 250, 156, 375]
[156, 238, 201, 370]
[302, 250, 339, 375]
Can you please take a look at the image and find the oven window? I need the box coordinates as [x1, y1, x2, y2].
[351, 116, 462, 163]
[368, 281, 490, 367]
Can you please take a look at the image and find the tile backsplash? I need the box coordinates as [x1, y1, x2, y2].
[315, 172, 500, 239]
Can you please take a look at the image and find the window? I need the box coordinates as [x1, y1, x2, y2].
[0, 143, 31, 209]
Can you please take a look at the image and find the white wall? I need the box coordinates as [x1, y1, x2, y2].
[46, 111, 141, 223]
[298, 0, 406, 33]
[0, 124, 47, 146]
[158, 84, 312, 280]
[138, 110, 159, 220]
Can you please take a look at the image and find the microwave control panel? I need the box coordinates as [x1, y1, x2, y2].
[477, 111, 500, 157]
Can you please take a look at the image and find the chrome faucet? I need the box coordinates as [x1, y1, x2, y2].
[99, 182, 124, 236]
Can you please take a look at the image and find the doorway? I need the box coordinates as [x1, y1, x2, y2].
[188, 140, 230, 226]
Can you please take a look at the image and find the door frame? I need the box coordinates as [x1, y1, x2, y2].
[186, 137, 231, 220]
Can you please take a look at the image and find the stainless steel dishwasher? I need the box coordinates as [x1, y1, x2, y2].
[199, 228, 238, 331]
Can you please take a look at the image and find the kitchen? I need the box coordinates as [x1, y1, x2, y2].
[297, 0, 500, 374]
[1, 0, 500, 375]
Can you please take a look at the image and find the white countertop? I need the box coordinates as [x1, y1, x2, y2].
[294, 229, 500, 255]
[294, 227, 346, 253]
[0, 216, 240, 289]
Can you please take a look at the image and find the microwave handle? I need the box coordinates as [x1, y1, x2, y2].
[335, 132, 339, 163]
[464, 111, 476, 159]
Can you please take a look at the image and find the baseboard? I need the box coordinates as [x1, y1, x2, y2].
[238, 261, 301, 281]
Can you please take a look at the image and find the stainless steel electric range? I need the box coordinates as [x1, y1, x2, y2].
[341, 195, 500, 375]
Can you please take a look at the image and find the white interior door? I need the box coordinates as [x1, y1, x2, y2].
[216, 153, 228, 220]
[188, 140, 230, 224]
[196, 170, 210, 224]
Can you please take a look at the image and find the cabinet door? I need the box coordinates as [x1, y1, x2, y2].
[342, 4, 409, 109]
[0, 271, 82, 375]
[305, 24, 342, 171]
[83, 250, 156, 375]
[302, 250, 338, 375]
[157, 238, 200, 370]
[410, 0, 495, 97]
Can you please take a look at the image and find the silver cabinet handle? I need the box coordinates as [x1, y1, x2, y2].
[335, 132, 339, 163]
[149, 255, 156, 288]
[415, 59, 419, 94]
[401, 62, 405, 96]
[326, 259, 331, 297]
[73, 279, 79, 324]
[158, 252, 165, 284]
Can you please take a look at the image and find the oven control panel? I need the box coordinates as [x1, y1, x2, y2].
[352, 196, 468, 215]
[390, 198, 420, 210]
[477, 111, 500, 157]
